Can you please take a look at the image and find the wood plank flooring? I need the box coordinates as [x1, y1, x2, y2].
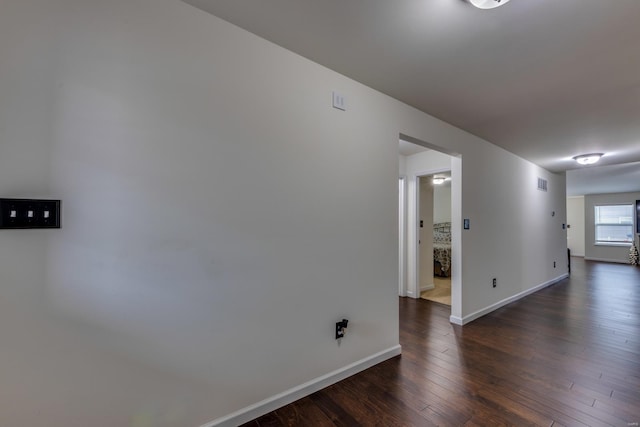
[242, 258, 640, 426]
[421, 276, 451, 306]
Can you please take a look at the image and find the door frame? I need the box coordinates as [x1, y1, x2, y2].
[408, 167, 450, 299]
[398, 176, 407, 296]
[398, 134, 462, 322]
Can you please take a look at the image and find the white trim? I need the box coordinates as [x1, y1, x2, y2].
[398, 176, 407, 297]
[584, 257, 630, 264]
[449, 274, 568, 325]
[449, 315, 463, 325]
[570, 253, 585, 257]
[200, 345, 402, 427]
[594, 242, 632, 247]
[449, 157, 462, 321]
[408, 167, 450, 299]
[420, 283, 435, 292]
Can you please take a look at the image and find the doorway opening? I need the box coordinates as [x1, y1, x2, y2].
[420, 173, 452, 306]
[398, 136, 462, 322]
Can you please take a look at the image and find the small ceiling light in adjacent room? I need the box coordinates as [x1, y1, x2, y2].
[432, 176, 447, 185]
[468, 0, 511, 10]
[572, 153, 604, 165]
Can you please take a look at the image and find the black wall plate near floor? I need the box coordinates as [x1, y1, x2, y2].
[0, 198, 61, 229]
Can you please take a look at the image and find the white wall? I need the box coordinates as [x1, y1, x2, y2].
[399, 154, 407, 176]
[399, 141, 567, 322]
[0, 0, 568, 425]
[451, 144, 567, 319]
[434, 182, 452, 224]
[584, 192, 640, 263]
[567, 196, 585, 256]
[419, 176, 435, 291]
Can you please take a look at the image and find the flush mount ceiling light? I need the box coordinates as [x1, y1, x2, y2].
[432, 176, 450, 185]
[468, 0, 511, 9]
[572, 153, 604, 165]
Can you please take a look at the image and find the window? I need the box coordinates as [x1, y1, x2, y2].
[594, 204, 634, 245]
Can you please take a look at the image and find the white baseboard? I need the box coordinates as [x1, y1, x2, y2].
[201, 345, 402, 427]
[420, 283, 435, 292]
[449, 274, 569, 326]
[584, 257, 629, 264]
[449, 315, 463, 325]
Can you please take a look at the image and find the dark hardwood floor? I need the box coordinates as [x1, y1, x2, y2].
[242, 258, 640, 426]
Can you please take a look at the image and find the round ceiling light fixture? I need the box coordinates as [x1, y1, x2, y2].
[572, 153, 604, 165]
[432, 176, 450, 185]
[468, 0, 511, 9]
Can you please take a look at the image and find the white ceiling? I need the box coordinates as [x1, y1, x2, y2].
[566, 161, 640, 197]
[399, 140, 430, 157]
[183, 0, 640, 195]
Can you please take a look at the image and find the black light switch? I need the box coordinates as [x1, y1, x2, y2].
[0, 198, 61, 229]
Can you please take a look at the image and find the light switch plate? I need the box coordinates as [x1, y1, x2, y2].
[0, 198, 61, 229]
[332, 91, 346, 111]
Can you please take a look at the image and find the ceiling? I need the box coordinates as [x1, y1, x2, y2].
[399, 140, 430, 157]
[183, 0, 640, 194]
[566, 161, 640, 197]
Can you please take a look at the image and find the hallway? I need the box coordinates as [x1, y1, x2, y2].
[243, 258, 640, 425]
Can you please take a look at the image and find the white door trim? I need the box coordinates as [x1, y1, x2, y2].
[407, 167, 450, 299]
[398, 176, 407, 296]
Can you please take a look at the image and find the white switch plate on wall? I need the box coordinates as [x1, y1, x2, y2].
[332, 91, 346, 111]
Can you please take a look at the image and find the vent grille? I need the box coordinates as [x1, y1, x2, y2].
[537, 177, 548, 192]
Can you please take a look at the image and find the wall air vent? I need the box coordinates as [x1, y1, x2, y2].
[537, 178, 548, 192]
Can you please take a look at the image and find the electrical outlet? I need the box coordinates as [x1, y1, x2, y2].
[492, 278, 497, 288]
[553, 261, 556, 268]
[335, 319, 348, 339]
